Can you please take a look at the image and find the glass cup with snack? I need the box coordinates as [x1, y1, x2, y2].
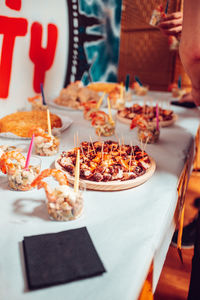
[7, 155, 41, 191]
[137, 124, 160, 144]
[130, 115, 160, 144]
[32, 128, 60, 156]
[47, 181, 85, 222]
[31, 169, 85, 221]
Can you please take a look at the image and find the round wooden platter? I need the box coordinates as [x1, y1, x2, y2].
[116, 113, 178, 128]
[55, 157, 156, 191]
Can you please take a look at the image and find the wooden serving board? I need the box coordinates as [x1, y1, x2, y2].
[116, 113, 178, 128]
[55, 157, 156, 191]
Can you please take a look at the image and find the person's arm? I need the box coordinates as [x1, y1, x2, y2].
[179, 0, 200, 105]
[158, 12, 182, 37]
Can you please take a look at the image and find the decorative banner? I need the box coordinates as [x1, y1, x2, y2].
[0, 0, 122, 114]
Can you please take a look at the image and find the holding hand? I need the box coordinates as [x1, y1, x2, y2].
[158, 12, 183, 37]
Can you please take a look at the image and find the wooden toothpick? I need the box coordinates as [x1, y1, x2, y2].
[80, 145, 86, 163]
[47, 109, 52, 136]
[107, 97, 114, 125]
[129, 146, 133, 173]
[74, 133, 76, 149]
[76, 132, 79, 148]
[144, 136, 149, 154]
[90, 136, 96, 154]
[101, 141, 104, 162]
[74, 149, 80, 193]
[96, 92, 105, 109]
[87, 144, 90, 157]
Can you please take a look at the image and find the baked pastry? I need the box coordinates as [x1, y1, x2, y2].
[0, 111, 62, 137]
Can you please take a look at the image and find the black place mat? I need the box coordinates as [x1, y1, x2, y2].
[171, 100, 196, 108]
[23, 227, 106, 290]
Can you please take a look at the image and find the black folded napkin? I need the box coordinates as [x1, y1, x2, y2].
[171, 100, 196, 108]
[23, 227, 106, 290]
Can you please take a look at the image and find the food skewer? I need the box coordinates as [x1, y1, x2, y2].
[101, 141, 104, 162]
[47, 109, 52, 136]
[96, 92, 105, 109]
[107, 97, 115, 125]
[74, 133, 77, 149]
[87, 145, 90, 157]
[125, 74, 130, 92]
[165, 0, 169, 14]
[144, 137, 150, 152]
[129, 145, 133, 173]
[156, 103, 160, 131]
[90, 136, 96, 154]
[40, 83, 47, 105]
[120, 83, 124, 104]
[74, 149, 80, 193]
[80, 145, 86, 163]
[25, 134, 34, 169]
[76, 132, 79, 148]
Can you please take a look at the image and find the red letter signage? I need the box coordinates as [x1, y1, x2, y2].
[29, 22, 58, 92]
[0, 16, 27, 98]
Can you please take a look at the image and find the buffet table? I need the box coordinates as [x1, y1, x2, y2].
[0, 92, 200, 300]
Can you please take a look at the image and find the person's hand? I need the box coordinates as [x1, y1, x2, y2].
[179, 92, 194, 103]
[158, 12, 183, 37]
[191, 88, 200, 106]
[179, 91, 200, 106]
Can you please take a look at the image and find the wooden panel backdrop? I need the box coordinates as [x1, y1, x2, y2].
[118, 0, 191, 91]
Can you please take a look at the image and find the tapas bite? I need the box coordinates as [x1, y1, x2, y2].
[0, 150, 40, 191]
[31, 128, 60, 156]
[131, 115, 160, 144]
[90, 111, 115, 137]
[32, 169, 83, 221]
[55, 140, 156, 191]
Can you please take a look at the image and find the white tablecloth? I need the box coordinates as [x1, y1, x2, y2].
[0, 92, 199, 300]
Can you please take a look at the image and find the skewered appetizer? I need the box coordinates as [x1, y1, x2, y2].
[82, 100, 99, 120]
[57, 140, 151, 182]
[131, 82, 148, 96]
[130, 115, 160, 144]
[0, 151, 40, 190]
[90, 111, 115, 137]
[31, 128, 59, 156]
[0, 145, 23, 158]
[149, 4, 165, 26]
[172, 87, 187, 98]
[28, 94, 47, 111]
[31, 169, 83, 221]
[0, 150, 26, 175]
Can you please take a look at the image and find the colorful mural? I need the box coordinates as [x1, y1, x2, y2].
[65, 0, 122, 85]
[0, 0, 122, 113]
